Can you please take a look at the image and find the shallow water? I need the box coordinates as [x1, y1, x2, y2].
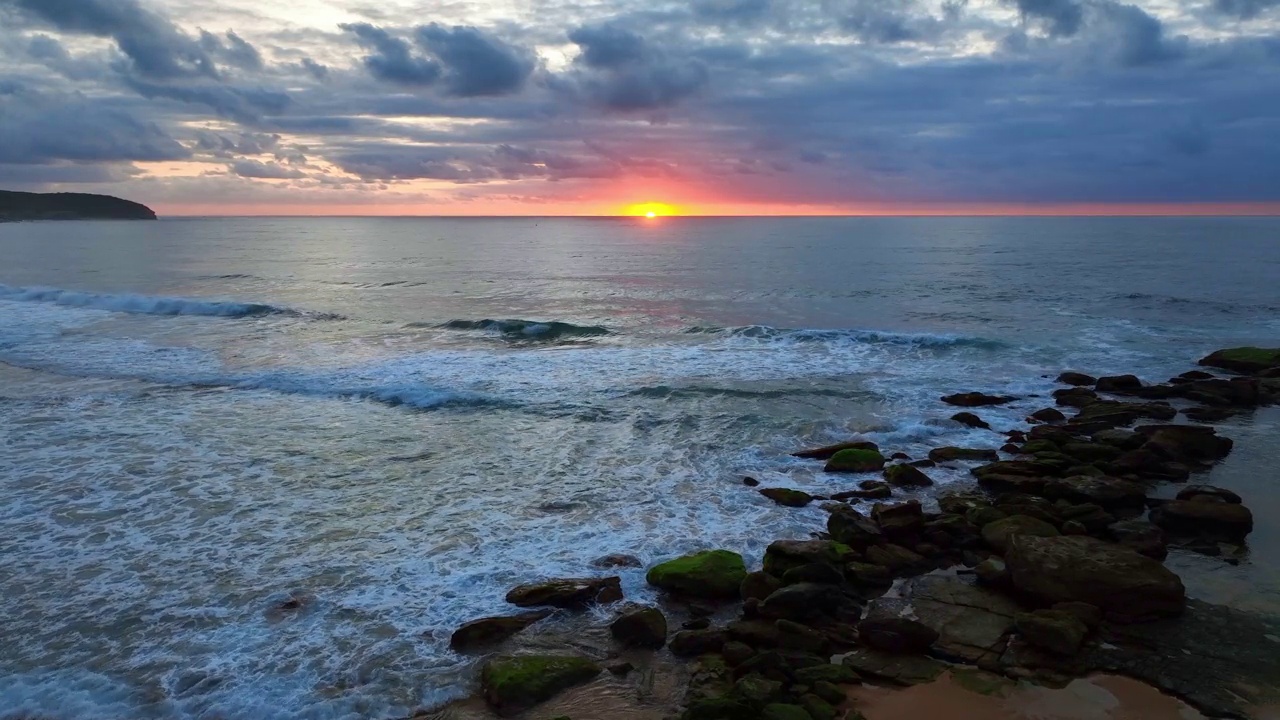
[1, 217, 1278, 719]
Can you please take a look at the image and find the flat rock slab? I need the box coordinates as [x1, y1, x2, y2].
[870, 575, 1022, 666]
[841, 648, 947, 686]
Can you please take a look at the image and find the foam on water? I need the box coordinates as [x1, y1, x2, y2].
[0, 283, 331, 319]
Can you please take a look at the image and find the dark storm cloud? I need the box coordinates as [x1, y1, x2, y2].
[200, 29, 264, 71]
[0, 89, 190, 165]
[415, 24, 536, 97]
[230, 159, 306, 179]
[340, 22, 441, 86]
[3, 0, 218, 79]
[1211, 0, 1280, 18]
[564, 24, 709, 110]
[122, 76, 290, 122]
[1094, 2, 1184, 66]
[1010, 0, 1084, 36]
[692, 0, 771, 23]
[300, 57, 329, 80]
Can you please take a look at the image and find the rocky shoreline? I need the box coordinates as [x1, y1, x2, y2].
[418, 347, 1280, 720]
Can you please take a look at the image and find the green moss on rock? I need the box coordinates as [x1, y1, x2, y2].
[1200, 347, 1280, 374]
[481, 655, 601, 716]
[824, 448, 886, 473]
[647, 550, 747, 599]
[762, 703, 815, 720]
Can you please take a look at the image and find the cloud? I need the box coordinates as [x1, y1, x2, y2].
[1211, 0, 1280, 19]
[122, 76, 290, 122]
[340, 22, 441, 86]
[415, 24, 536, 97]
[300, 57, 329, 80]
[1010, 0, 1084, 36]
[230, 159, 306, 179]
[1093, 2, 1184, 67]
[200, 29, 264, 71]
[0, 89, 190, 165]
[565, 24, 710, 110]
[5, 0, 219, 79]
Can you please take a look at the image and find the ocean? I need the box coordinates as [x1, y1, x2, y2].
[1, 216, 1278, 719]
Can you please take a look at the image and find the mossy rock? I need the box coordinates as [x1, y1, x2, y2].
[647, 550, 747, 599]
[810, 681, 846, 705]
[682, 696, 758, 720]
[800, 694, 837, 720]
[793, 663, 858, 685]
[762, 704, 815, 720]
[981, 515, 1059, 553]
[760, 488, 815, 507]
[763, 540, 855, 577]
[824, 448, 886, 473]
[1019, 439, 1059, 455]
[951, 668, 1013, 697]
[481, 655, 600, 716]
[1199, 347, 1280, 374]
[884, 464, 933, 487]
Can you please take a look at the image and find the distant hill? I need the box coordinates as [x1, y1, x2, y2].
[0, 190, 157, 221]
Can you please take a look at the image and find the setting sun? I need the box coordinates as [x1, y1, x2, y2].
[623, 202, 680, 218]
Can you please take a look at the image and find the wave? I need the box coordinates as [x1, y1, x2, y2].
[0, 284, 339, 320]
[431, 319, 612, 341]
[685, 324, 1003, 349]
[627, 384, 878, 401]
[1112, 292, 1280, 314]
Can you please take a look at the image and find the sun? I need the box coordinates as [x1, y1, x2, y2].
[646, 211, 657, 219]
[623, 202, 680, 218]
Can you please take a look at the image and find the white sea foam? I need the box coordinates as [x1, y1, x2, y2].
[0, 283, 310, 318]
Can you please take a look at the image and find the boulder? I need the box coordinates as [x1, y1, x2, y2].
[647, 551, 747, 600]
[974, 557, 1009, 586]
[1057, 372, 1097, 386]
[764, 539, 856, 577]
[760, 488, 815, 508]
[669, 629, 728, 657]
[872, 500, 925, 535]
[865, 544, 927, 575]
[1052, 601, 1103, 630]
[1198, 347, 1280, 375]
[1016, 610, 1089, 656]
[930, 447, 1000, 463]
[832, 481, 892, 501]
[1136, 424, 1234, 463]
[792, 439, 879, 460]
[884, 464, 934, 488]
[760, 583, 848, 620]
[1030, 407, 1067, 423]
[506, 577, 623, 609]
[610, 607, 668, 648]
[981, 515, 1059, 553]
[1060, 442, 1123, 463]
[762, 703, 815, 720]
[1176, 485, 1243, 505]
[782, 563, 845, 586]
[1005, 535, 1185, 622]
[591, 554, 643, 569]
[450, 610, 555, 652]
[842, 649, 946, 686]
[942, 392, 1017, 407]
[951, 411, 991, 429]
[742, 570, 785, 602]
[858, 617, 940, 654]
[481, 655, 601, 715]
[1043, 476, 1147, 508]
[1096, 375, 1143, 393]
[1054, 387, 1098, 407]
[824, 448, 887, 473]
[1150, 500, 1254, 542]
[1183, 406, 1239, 423]
[1108, 519, 1168, 560]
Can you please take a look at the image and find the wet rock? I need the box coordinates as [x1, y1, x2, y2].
[727, 619, 783, 648]
[1176, 485, 1243, 505]
[858, 617, 940, 654]
[1052, 601, 1102, 630]
[966, 506, 1007, 528]
[1182, 406, 1239, 423]
[734, 673, 784, 703]
[894, 575, 1021, 664]
[1042, 476, 1147, 508]
[506, 577, 623, 609]
[722, 640, 755, 666]
[974, 557, 1009, 586]
[1092, 429, 1144, 450]
[844, 562, 893, 589]
[1054, 387, 1098, 408]
[782, 563, 845, 586]
[841, 649, 946, 686]
[825, 507, 884, 550]
[942, 392, 1017, 407]
[606, 660, 634, 676]
[951, 411, 991, 429]
[647, 550, 747, 600]
[884, 464, 934, 488]
[908, 459, 937, 468]
[981, 515, 1059, 553]
[1198, 347, 1280, 375]
[760, 488, 815, 508]
[762, 703, 815, 720]
[683, 618, 712, 630]
[1030, 407, 1067, 423]
[1057, 372, 1097, 386]
[1136, 424, 1234, 463]
[591, 554, 643, 569]
[890, 452, 912, 460]
[832, 481, 892, 501]
[793, 663, 860, 685]
[929, 447, 1000, 463]
[1060, 442, 1123, 464]
[742, 570, 785, 602]
[792, 439, 880, 460]
[1005, 535, 1185, 622]
[800, 693, 837, 720]
[1001, 443, 1021, 453]
[610, 607, 667, 648]
[760, 583, 848, 621]
[481, 655, 601, 716]
[824, 448, 886, 473]
[450, 609, 555, 652]
[1150, 499, 1253, 542]
[1108, 519, 1169, 560]
[669, 629, 728, 657]
[872, 500, 925, 536]
[865, 544, 927, 575]
[1095, 375, 1143, 393]
[743, 477, 761, 487]
[777, 619, 831, 654]
[764, 539, 857, 577]
[1016, 609, 1088, 656]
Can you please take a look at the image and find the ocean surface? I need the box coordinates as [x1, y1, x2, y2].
[1, 216, 1278, 719]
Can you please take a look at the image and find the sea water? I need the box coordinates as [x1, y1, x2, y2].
[1, 216, 1278, 719]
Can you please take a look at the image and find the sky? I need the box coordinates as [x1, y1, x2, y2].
[0, 0, 1278, 216]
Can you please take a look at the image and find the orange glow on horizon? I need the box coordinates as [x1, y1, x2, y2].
[623, 202, 681, 217]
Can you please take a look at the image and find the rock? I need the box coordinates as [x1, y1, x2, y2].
[1095, 375, 1143, 393]
[1030, 407, 1067, 423]
[811, 681, 846, 705]
[742, 570, 785, 602]
[825, 507, 885, 550]
[1005, 535, 1185, 622]
[734, 673, 784, 703]
[727, 619, 782, 648]
[683, 618, 712, 630]
[450, 610, 555, 652]
[762, 703, 814, 720]
[760, 583, 848, 620]
[506, 577, 623, 609]
[1136, 424, 1233, 463]
[591, 554, 643, 569]
[1057, 372, 1097, 386]
[1176, 485, 1243, 505]
[966, 506, 1007, 528]
[760, 488, 815, 508]
[981, 515, 1059, 553]
[647, 550, 747, 599]
[722, 641, 755, 666]
[782, 563, 845, 586]
[1001, 443, 1021, 453]
[824, 448, 886, 473]
[845, 562, 893, 589]
[1042, 476, 1147, 508]
[893, 576, 1021, 665]
[1052, 602, 1103, 630]
[1150, 500, 1254, 542]
[793, 663, 860, 685]
[800, 694, 837, 720]
[610, 607, 667, 648]
[872, 500, 925, 536]
[669, 629, 728, 657]
[1060, 441, 1123, 463]
[832, 481, 892, 501]
[743, 477, 761, 487]
[1093, 429, 1144, 449]
[1182, 406, 1239, 423]
[884, 464, 934, 488]
[842, 649, 946, 686]
[974, 557, 1009, 586]
[1054, 387, 1098, 407]
[777, 619, 831, 654]
[929, 447, 1000, 463]
[764, 539, 857, 576]
[1108, 519, 1168, 560]
[1016, 610, 1089, 655]
[858, 617, 940, 654]
[865, 544, 927, 575]
[606, 661, 634, 676]
[942, 392, 1017, 407]
[1198, 347, 1280, 375]
[951, 412, 991, 429]
[480, 655, 601, 716]
[793, 440, 879, 460]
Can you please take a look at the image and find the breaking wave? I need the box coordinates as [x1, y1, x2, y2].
[685, 324, 1003, 349]
[0, 284, 336, 319]
[432, 318, 613, 341]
